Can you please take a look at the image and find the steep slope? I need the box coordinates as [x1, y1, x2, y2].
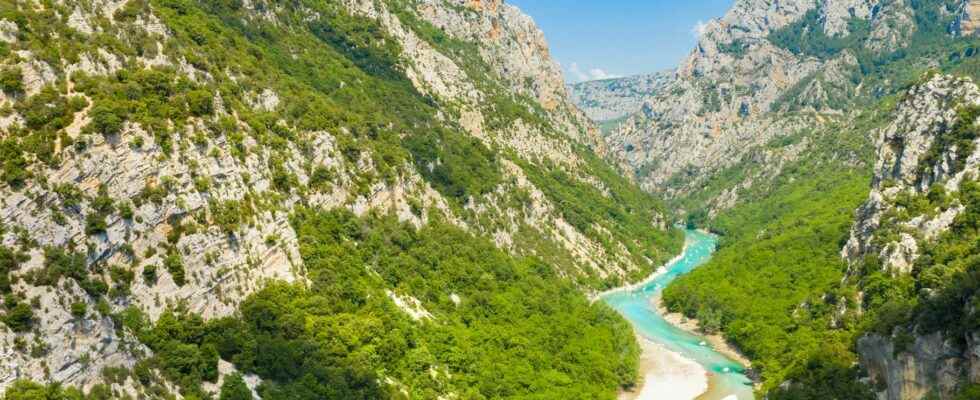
[663, 73, 980, 400]
[641, 1, 980, 399]
[0, 0, 680, 398]
[605, 0, 980, 213]
[842, 74, 980, 400]
[568, 71, 674, 128]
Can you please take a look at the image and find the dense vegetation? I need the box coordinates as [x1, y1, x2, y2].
[665, 167, 872, 395]
[663, 110, 881, 397]
[767, 0, 980, 113]
[857, 178, 980, 344]
[768, 8, 871, 59]
[667, 21, 980, 392]
[112, 209, 640, 400]
[518, 153, 682, 287]
[0, 0, 685, 398]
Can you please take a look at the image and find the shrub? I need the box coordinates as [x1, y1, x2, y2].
[0, 140, 29, 189]
[70, 302, 87, 319]
[41, 247, 87, 285]
[309, 165, 334, 192]
[90, 104, 125, 136]
[143, 264, 158, 285]
[3, 302, 34, 332]
[79, 278, 108, 298]
[85, 213, 108, 235]
[187, 89, 214, 117]
[0, 67, 23, 95]
[164, 252, 186, 286]
[219, 373, 251, 400]
[0, 246, 21, 294]
[211, 200, 245, 233]
[118, 202, 134, 220]
[0, 380, 87, 399]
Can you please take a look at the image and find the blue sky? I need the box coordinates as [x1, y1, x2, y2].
[508, 0, 733, 82]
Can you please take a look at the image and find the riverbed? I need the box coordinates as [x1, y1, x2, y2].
[602, 229, 755, 400]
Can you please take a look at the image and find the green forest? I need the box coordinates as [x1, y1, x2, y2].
[0, 0, 682, 398]
[663, 1, 980, 395]
[663, 128, 875, 397]
[2, 209, 644, 400]
[104, 210, 639, 400]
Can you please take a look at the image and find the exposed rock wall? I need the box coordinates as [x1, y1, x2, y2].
[842, 74, 980, 400]
[600, 0, 961, 206]
[568, 71, 674, 123]
[0, 0, 668, 395]
[843, 74, 980, 273]
[959, 0, 980, 36]
[858, 332, 975, 400]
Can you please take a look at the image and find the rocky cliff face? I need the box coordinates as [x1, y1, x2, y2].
[412, 0, 606, 152]
[602, 0, 971, 207]
[568, 71, 674, 123]
[858, 332, 980, 400]
[958, 0, 980, 36]
[843, 74, 980, 400]
[843, 74, 980, 273]
[0, 0, 676, 395]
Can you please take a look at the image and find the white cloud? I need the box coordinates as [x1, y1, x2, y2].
[568, 62, 620, 83]
[569, 62, 589, 82]
[692, 20, 709, 39]
[588, 68, 616, 80]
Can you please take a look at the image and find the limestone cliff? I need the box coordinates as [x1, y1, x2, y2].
[843, 74, 980, 400]
[0, 0, 678, 396]
[843, 74, 980, 273]
[568, 71, 674, 123]
[601, 0, 972, 209]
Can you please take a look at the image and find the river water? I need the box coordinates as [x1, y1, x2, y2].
[602, 229, 755, 400]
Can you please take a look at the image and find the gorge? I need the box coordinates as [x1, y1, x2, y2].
[0, 0, 977, 399]
[602, 229, 754, 400]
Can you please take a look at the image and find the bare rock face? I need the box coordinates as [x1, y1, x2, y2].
[958, 0, 980, 36]
[600, 0, 943, 206]
[568, 71, 675, 123]
[858, 333, 977, 400]
[0, 0, 671, 394]
[842, 74, 980, 400]
[842, 74, 980, 272]
[412, 0, 605, 152]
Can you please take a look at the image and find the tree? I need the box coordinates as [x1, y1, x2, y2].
[0, 67, 23, 95]
[90, 104, 124, 136]
[696, 306, 723, 334]
[187, 90, 214, 117]
[3, 303, 35, 332]
[70, 302, 87, 319]
[164, 252, 186, 286]
[220, 373, 252, 400]
[1, 380, 85, 400]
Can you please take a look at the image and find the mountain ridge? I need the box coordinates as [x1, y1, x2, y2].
[0, 0, 680, 398]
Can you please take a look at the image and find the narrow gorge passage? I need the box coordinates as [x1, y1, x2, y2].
[603, 230, 754, 400]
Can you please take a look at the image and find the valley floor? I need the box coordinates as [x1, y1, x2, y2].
[619, 335, 708, 400]
[654, 295, 753, 368]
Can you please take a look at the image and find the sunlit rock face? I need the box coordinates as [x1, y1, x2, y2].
[842, 74, 980, 400]
[0, 0, 666, 395]
[600, 0, 948, 207]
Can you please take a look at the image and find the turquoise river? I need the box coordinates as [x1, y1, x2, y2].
[602, 229, 755, 400]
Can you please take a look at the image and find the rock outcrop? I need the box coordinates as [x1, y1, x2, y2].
[0, 0, 675, 395]
[842, 74, 980, 400]
[959, 0, 980, 36]
[600, 0, 968, 207]
[568, 71, 674, 123]
[843, 74, 980, 273]
[858, 332, 976, 400]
